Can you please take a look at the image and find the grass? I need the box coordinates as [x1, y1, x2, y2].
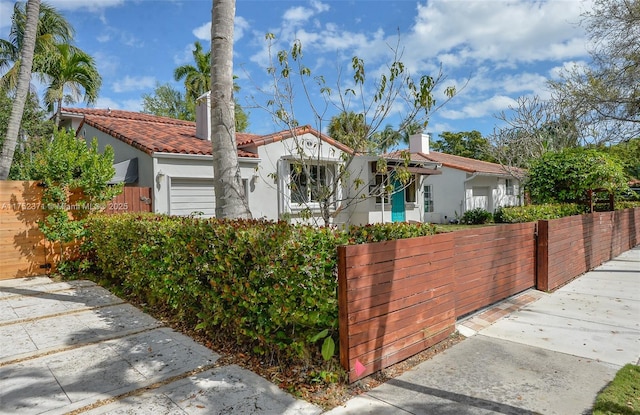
[592, 364, 640, 415]
[433, 223, 495, 233]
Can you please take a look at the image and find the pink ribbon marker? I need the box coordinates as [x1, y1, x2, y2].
[354, 359, 366, 377]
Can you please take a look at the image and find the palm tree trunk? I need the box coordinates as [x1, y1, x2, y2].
[210, 0, 251, 219]
[0, 0, 40, 180]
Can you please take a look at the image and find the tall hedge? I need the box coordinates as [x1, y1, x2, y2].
[79, 214, 437, 364]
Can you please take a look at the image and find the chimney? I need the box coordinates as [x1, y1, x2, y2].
[195, 91, 211, 140]
[409, 132, 430, 154]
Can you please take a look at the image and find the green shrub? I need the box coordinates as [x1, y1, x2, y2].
[75, 216, 441, 367]
[460, 208, 493, 225]
[615, 200, 640, 210]
[494, 204, 587, 223]
[346, 221, 437, 243]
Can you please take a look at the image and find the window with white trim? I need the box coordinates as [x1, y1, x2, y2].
[506, 179, 515, 196]
[424, 185, 434, 213]
[289, 163, 331, 204]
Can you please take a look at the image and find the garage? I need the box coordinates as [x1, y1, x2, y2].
[169, 178, 216, 218]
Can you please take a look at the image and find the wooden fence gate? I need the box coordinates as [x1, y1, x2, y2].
[0, 181, 152, 280]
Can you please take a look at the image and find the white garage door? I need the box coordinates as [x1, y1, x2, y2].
[169, 178, 216, 218]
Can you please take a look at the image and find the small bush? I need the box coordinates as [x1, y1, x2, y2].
[460, 208, 493, 225]
[494, 204, 587, 223]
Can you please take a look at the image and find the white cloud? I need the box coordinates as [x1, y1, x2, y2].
[193, 22, 210, 42]
[112, 75, 155, 93]
[93, 51, 120, 78]
[121, 98, 143, 112]
[283, 6, 315, 24]
[400, 0, 590, 74]
[174, 43, 196, 66]
[95, 96, 121, 110]
[47, 0, 125, 12]
[282, 0, 329, 26]
[94, 96, 141, 111]
[311, 0, 330, 13]
[235, 16, 250, 42]
[441, 95, 517, 120]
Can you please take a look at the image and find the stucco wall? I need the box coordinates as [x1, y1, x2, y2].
[254, 132, 347, 224]
[81, 125, 154, 187]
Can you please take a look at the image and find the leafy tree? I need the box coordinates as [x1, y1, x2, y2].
[525, 147, 629, 205]
[490, 96, 580, 178]
[601, 138, 640, 180]
[256, 35, 457, 225]
[432, 130, 496, 162]
[0, 0, 41, 180]
[24, 128, 121, 259]
[141, 82, 191, 120]
[549, 0, 640, 143]
[210, 0, 251, 219]
[42, 43, 101, 126]
[328, 111, 371, 151]
[0, 91, 55, 179]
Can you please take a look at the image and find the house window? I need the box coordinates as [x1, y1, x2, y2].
[290, 164, 328, 204]
[372, 173, 390, 204]
[506, 179, 514, 196]
[424, 185, 434, 213]
[405, 177, 417, 203]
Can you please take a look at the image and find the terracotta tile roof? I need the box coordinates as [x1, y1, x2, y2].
[385, 149, 524, 176]
[61, 108, 260, 158]
[243, 125, 355, 154]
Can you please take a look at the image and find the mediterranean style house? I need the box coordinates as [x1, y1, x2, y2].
[60, 99, 523, 225]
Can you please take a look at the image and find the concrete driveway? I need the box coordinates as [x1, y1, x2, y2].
[0, 277, 322, 415]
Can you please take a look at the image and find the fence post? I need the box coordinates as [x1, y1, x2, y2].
[536, 220, 549, 291]
[337, 245, 350, 377]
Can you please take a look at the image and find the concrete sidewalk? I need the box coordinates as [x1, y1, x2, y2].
[326, 246, 640, 415]
[0, 278, 322, 415]
[1, 247, 638, 415]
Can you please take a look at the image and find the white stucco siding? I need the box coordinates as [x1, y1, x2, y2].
[424, 167, 467, 223]
[254, 133, 346, 223]
[81, 125, 154, 187]
[495, 177, 521, 208]
[152, 153, 259, 217]
[464, 175, 522, 213]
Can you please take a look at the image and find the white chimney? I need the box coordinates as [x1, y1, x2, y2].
[195, 91, 211, 140]
[409, 132, 430, 154]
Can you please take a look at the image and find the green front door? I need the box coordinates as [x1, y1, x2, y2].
[391, 179, 405, 222]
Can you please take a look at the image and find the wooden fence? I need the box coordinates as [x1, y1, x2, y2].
[0, 181, 152, 280]
[537, 208, 640, 291]
[338, 208, 640, 383]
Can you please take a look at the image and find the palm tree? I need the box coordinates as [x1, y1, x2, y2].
[174, 41, 211, 104]
[0, 0, 41, 180]
[174, 41, 249, 131]
[0, 1, 74, 92]
[374, 124, 402, 154]
[43, 43, 101, 126]
[210, 0, 251, 219]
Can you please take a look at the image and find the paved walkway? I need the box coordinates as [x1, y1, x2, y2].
[0, 278, 322, 415]
[326, 246, 640, 415]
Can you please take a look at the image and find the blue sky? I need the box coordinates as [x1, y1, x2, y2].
[0, 0, 593, 140]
